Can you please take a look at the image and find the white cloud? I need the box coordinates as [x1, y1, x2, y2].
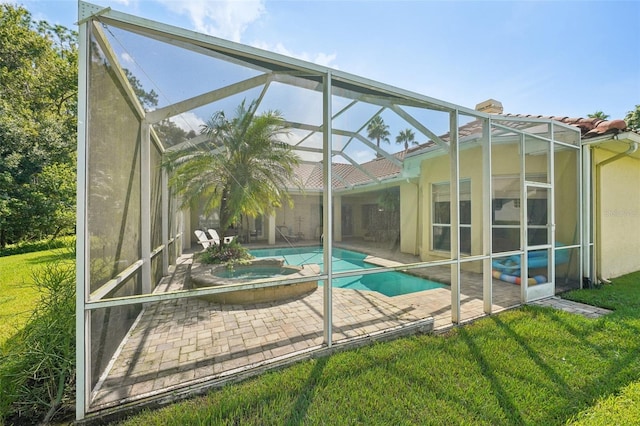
[120, 52, 134, 64]
[252, 41, 338, 68]
[153, 1, 337, 68]
[351, 149, 375, 164]
[158, 0, 265, 42]
[172, 112, 206, 133]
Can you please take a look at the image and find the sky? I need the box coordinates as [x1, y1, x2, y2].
[20, 0, 640, 122]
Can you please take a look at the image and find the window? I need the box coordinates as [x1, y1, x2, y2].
[492, 175, 520, 252]
[432, 180, 471, 253]
[492, 174, 548, 252]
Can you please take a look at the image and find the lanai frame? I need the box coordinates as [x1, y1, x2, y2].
[75, 1, 586, 420]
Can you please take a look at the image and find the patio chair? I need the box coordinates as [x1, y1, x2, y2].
[194, 229, 217, 249]
[208, 228, 237, 245]
[276, 225, 300, 243]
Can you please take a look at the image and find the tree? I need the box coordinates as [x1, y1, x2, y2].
[31, 162, 77, 239]
[587, 111, 610, 120]
[366, 115, 390, 155]
[0, 5, 77, 247]
[124, 68, 158, 110]
[396, 128, 417, 151]
[154, 118, 190, 146]
[166, 99, 302, 241]
[624, 105, 640, 131]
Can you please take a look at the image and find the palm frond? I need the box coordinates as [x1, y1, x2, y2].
[164, 99, 303, 233]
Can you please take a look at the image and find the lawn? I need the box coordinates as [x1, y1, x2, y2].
[112, 272, 640, 426]
[2, 247, 636, 425]
[0, 248, 73, 345]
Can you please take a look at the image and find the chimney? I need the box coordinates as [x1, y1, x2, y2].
[475, 99, 503, 114]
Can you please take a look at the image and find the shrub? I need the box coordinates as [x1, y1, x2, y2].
[197, 240, 253, 266]
[0, 235, 75, 257]
[0, 251, 76, 424]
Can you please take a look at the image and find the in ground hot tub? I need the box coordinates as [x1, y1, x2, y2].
[189, 258, 319, 304]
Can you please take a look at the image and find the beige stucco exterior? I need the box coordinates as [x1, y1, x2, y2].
[185, 131, 637, 285]
[592, 136, 640, 279]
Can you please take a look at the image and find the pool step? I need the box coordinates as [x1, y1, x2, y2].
[364, 255, 404, 268]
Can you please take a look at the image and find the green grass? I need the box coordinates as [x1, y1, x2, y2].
[0, 249, 76, 424]
[0, 248, 74, 345]
[113, 272, 640, 426]
[568, 381, 640, 425]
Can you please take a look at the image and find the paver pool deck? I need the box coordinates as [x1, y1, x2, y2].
[89, 245, 602, 412]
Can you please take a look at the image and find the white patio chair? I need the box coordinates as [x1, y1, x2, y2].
[208, 228, 236, 245]
[194, 229, 217, 249]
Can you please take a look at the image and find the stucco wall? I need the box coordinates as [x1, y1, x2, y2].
[275, 193, 323, 241]
[418, 140, 578, 265]
[595, 150, 640, 278]
[400, 181, 420, 254]
[419, 145, 489, 261]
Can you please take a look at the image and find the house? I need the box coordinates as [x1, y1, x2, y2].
[222, 100, 638, 283]
[75, 1, 639, 420]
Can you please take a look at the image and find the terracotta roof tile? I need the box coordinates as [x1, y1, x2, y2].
[292, 112, 630, 190]
[293, 152, 404, 190]
[503, 114, 628, 139]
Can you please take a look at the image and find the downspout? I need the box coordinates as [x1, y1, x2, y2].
[593, 139, 638, 283]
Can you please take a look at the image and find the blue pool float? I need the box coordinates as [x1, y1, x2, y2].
[491, 244, 570, 285]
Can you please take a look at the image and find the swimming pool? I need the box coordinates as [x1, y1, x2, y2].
[249, 246, 445, 297]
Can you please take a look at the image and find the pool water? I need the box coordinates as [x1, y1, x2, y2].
[249, 246, 445, 297]
[214, 266, 293, 280]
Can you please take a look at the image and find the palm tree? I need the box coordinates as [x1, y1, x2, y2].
[396, 128, 417, 151]
[166, 99, 302, 242]
[588, 111, 610, 120]
[366, 115, 390, 155]
[624, 105, 640, 130]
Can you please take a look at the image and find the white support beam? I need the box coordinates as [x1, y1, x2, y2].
[272, 72, 324, 92]
[75, 13, 91, 421]
[162, 167, 169, 276]
[332, 171, 354, 190]
[338, 151, 380, 183]
[146, 73, 270, 123]
[482, 118, 492, 314]
[141, 122, 152, 294]
[90, 21, 146, 120]
[93, 10, 328, 77]
[519, 133, 527, 303]
[550, 140, 557, 291]
[250, 77, 272, 115]
[322, 72, 333, 347]
[449, 110, 460, 324]
[149, 126, 165, 154]
[287, 145, 322, 154]
[284, 120, 403, 167]
[274, 73, 449, 113]
[165, 133, 209, 153]
[581, 145, 591, 285]
[132, 32, 273, 75]
[340, 108, 380, 153]
[284, 121, 321, 133]
[390, 104, 449, 150]
[292, 99, 359, 148]
[351, 133, 403, 167]
[81, 1, 486, 119]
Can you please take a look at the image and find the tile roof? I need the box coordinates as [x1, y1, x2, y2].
[294, 152, 404, 190]
[292, 112, 630, 190]
[502, 114, 628, 139]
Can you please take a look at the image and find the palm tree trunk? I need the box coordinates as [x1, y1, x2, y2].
[219, 185, 232, 245]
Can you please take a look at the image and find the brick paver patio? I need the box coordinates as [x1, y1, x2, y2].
[89, 247, 546, 411]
